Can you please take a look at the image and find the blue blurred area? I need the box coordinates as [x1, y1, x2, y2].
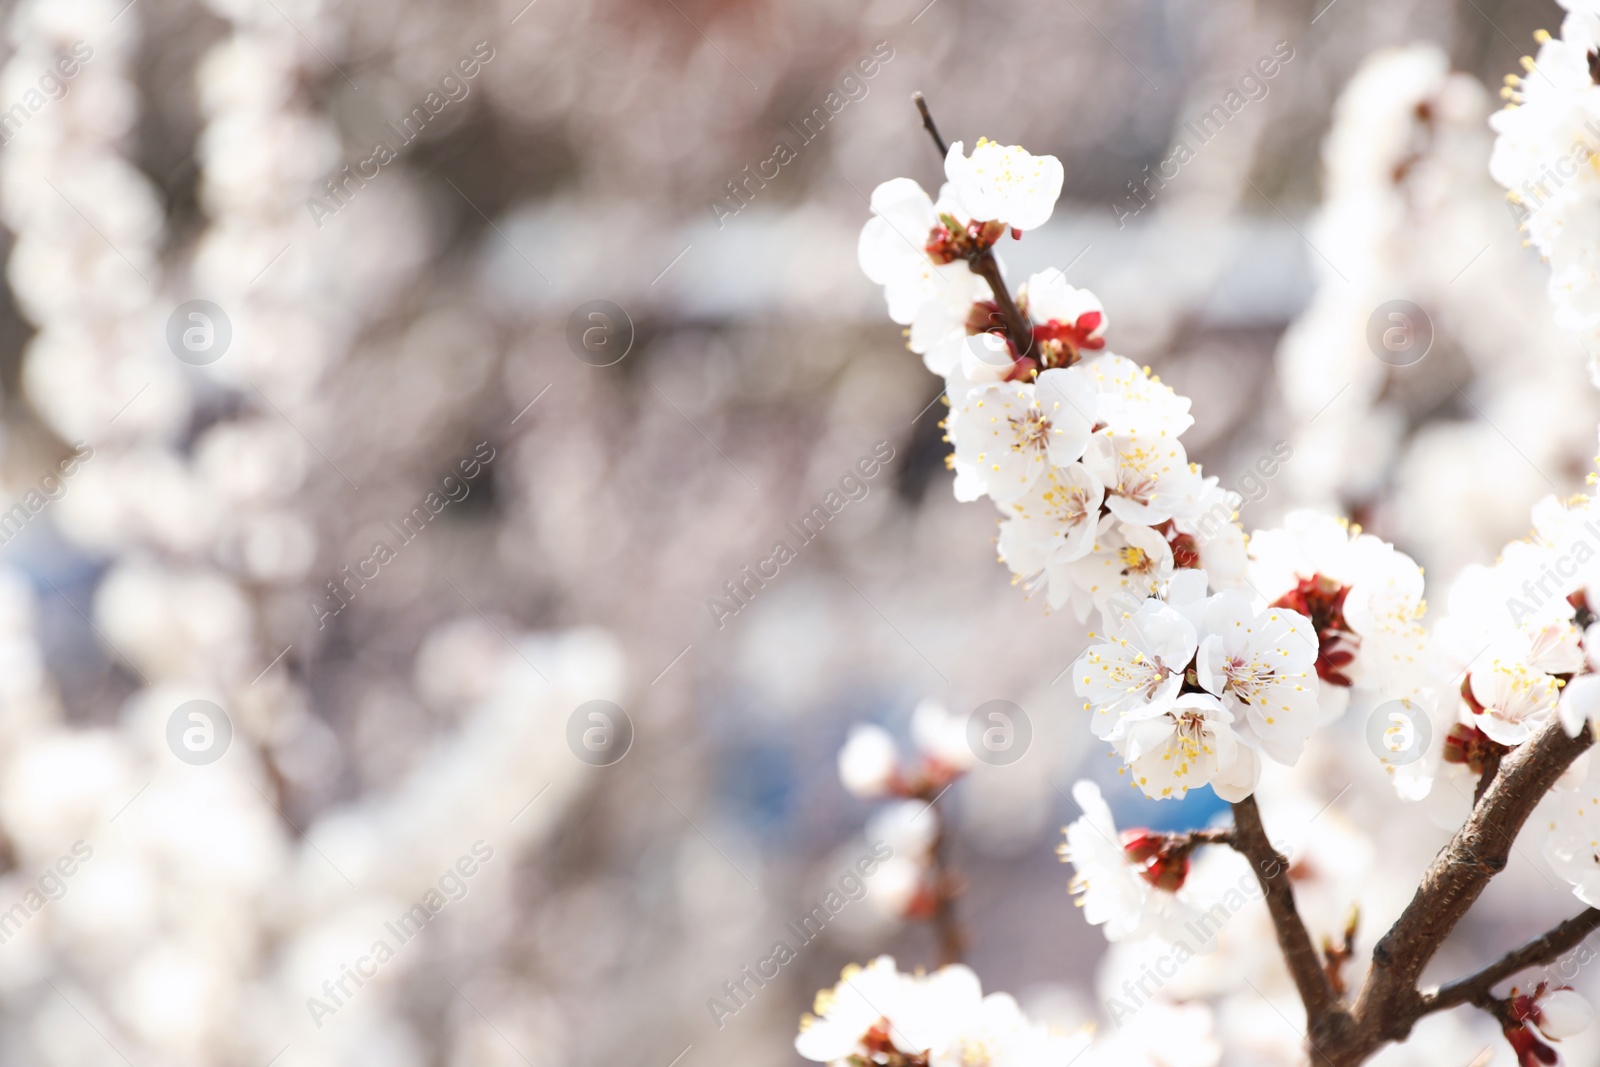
[7, 521, 123, 726]
[1096, 769, 1230, 833]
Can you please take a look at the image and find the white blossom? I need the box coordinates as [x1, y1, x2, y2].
[995, 461, 1105, 608]
[943, 139, 1064, 232]
[796, 957, 1086, 1067]
[949, 368, 1097, 503]
[1057, 781, 1209, 944]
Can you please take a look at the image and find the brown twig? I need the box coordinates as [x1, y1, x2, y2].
[912, 92, 948, 159]
[1473, 748, 1503, 806]
[1214, 718, 1594, 1065]
[1230, 795, 1352, 1051]
[967, 251, 1035, 359]
[1339, 715, 1594, 1062]
[1177, 826, 1235, 851]
[1420, 908, 1600, 1016]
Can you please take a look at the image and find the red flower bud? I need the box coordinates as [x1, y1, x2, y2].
[1120, 828, 1163, 864]
[1119, 829, 1191, 891]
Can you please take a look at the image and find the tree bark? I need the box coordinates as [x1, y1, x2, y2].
[1258, 716, 1598, 1066]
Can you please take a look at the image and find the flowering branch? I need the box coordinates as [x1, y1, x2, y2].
[1421, 908, 1600, 1016]
[821, 81, 1600, 1067]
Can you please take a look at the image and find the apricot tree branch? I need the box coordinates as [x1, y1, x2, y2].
[1421, 908, 1600, 1016]
[1341, 716, 1595, 1060]
[1230, 795, 1347, 1038]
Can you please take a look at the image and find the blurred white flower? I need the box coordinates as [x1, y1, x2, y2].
[838, 723, 900, 800]
[796, 956, 1086, 1067]
[910, 699, 974, 776]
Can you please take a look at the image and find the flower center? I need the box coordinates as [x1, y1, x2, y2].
[1118, 545, 1154, 576]
[1225, 655, 1274, 704]
[1008, 409, 1051, 453]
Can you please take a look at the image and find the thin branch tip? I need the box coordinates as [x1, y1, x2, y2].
[913, 92, 948, 158]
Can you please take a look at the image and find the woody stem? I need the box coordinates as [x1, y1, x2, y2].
[1420, 908, 1600, 1016]
[967, 252, 1035, 360]
[913, 92, 948, 157]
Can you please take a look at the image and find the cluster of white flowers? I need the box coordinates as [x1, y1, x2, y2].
[796, 956, 1089, 1067]
[859, 128, 1441, 805]
[1062, 506, 1426, 804]
[824, 103, 1600, 1064]
[1492, 1, 1600, 382]
[797, 952, 1225, 1067]
[851, 132, 1436, 871]
[830, 131, 1435, 1061]
[1279, 44, 1600, 587]
[1072, 573, 1316, 801]
[860, 141, 1247, 628]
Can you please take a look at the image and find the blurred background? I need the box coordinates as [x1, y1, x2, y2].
[0, 0, 1593, 1063]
